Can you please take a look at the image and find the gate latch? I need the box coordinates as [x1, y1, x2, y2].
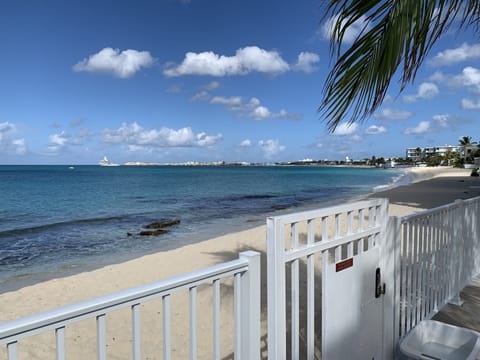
[375, 267, 386, 298]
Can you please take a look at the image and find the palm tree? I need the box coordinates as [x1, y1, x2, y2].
[320, 0, 480, 131]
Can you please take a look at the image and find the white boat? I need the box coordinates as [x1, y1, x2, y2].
[99, 156, 120, 166]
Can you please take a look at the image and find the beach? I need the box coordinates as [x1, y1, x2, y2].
[1, 166, 478, 359]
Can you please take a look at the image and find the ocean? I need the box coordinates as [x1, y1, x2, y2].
[0, 165, 403, 290]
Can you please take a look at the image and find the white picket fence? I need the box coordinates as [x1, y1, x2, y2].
[1, 196, 480, 359]
[393, 197, 480, 340]
[0, 251, 260, 360]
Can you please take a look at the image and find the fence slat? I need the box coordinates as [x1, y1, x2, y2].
[132, 304, 141, 360]
[234, 273, 241, 360]
[163, 295, 171, 360]
[213, 279, 220, 360]
[55, 326, 66, 360]
[96, 315, 106, 360]
[7, 342, 17, 360]
[189, 286, 197, 360]
[306, 219, 315, 360]
[291, 223, 299, 360]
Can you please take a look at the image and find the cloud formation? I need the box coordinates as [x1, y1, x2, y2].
[102, 122, 223, 149]
[292, 52, 320, 73]
[73, 48, 155, 78]
[322, 15, 371, 43]
[430, 43, 480, 66]
[331, 122, 359, 136]
[240, 139, 252, 147]
[0, 122, 26, 155]
[258, 139, 285, 158]
[164, 46, 319, 77]
[404, 114, 466, 135]
[47, 131, 85, 153]
[404, 121, 431, 135]
[374, 108, 412, 121]
[461, 98, 480, 109]
[365, 125, 386, 135]
[403, 82, 439, 102]
[209, 95, 299, 121]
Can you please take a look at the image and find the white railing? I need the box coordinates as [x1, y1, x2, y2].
[394, 196, 480, 341]
[266, 198, 389, 359]
[0, 251, 260, 360]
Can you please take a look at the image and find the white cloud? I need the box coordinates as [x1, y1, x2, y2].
[258, 139, 285, 159]
[73, 47, 155, 78]
[202, 81, 221, 91]
[432, 114, 449, 128]
[322, 15, 371, 43]
[331, 122, 359, 136]
[191, 90, 211, 102]
[403, 82, 439, 102]
[0, 122, 27, 155]
[365, 125, 387, 135]
[461, 98, 480, 109]
[210, 96, 243, 107]
[250, 106, 271, 120]
[102, 122, 222, 148]
[373, 108, 412, 121]
[164, 46, 290, 77]
[11, 139, 26, 155]
[351, 134, 362, 142]
[293, 52, 320, 73]
[404, 121, 431, 135]
[210, 95, 299, 121]
[240, 139, 252, 147]
[48, 131, 70, 152]
[430, 67, 480, 93]
[430, 43, 480, 66]
[455, 66, 480, 92]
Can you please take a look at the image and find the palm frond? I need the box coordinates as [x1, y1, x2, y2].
[320, 0, 480, 132]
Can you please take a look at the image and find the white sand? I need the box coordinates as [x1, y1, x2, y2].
[0, 166, 473, 359]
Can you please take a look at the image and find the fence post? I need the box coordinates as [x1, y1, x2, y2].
[239, 251, 261, 360]
[449, 200, 464, 305]
[267, 217, 286, 360]
[385, 214, 400, 360]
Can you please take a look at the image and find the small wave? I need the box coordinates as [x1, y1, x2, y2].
[0, 215, 132, 238]
[372, 169, 415, 192]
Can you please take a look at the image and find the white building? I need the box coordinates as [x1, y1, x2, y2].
[406, 145, 462, 161]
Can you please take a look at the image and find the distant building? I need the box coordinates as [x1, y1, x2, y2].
[406, 145, 462, 161]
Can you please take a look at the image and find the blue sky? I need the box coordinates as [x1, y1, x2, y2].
[1, 0, 479, 165]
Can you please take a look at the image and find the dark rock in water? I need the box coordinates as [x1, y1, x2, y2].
[127, 232, 133, 236]
[138, 229, 169, 236]
[145, 219, 180, 229]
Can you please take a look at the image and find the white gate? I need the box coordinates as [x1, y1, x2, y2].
[267, 198, 394, 359]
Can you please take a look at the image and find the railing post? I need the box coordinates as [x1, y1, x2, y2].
[267, 217, 286, 360]
[239, 251, 261, 360]
[449, 200, 464, 305]
[385, 214, 400, 360]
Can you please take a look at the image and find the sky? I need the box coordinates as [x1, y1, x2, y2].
[1, 0, 480, 165]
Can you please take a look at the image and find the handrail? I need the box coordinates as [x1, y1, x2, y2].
[0, 257, 249, 344]
[400, 195, 480, 222]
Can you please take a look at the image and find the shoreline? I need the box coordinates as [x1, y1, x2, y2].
[0, 167, 475, 299]
[0, 166, 468, 294]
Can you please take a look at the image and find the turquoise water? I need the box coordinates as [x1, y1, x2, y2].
[0, 165, 402, 289]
